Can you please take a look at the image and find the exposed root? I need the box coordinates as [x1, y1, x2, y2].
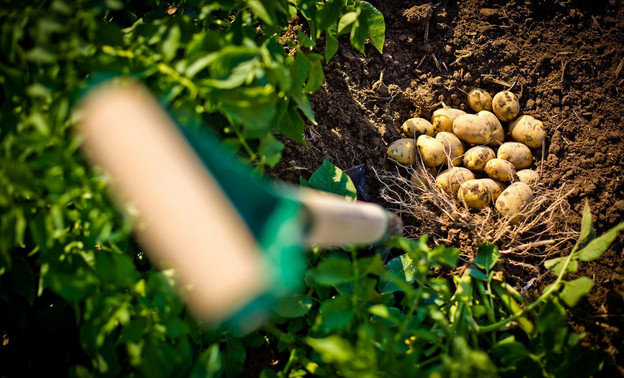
[374, 160, 579, 268]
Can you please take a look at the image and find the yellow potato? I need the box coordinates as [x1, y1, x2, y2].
[457, 179, 492, 210]
[492, 90, 520, 122]
[516, 169, 540, 187]
[417, 135, 446, 167]
[480, 178, 506, 201]
[476, 110, 504, 146]
[497, 142, 533, 169]
[463, 146, 495, 172]
[410, 166, 436, 191]
[485, 158, 517, 182]
[401, 117, 434, 138]
[495, 182, 535, 224]
[431, 108, 466, 133]
[452, 114, 493, 145]
[436, 167, 475, 196]
[467, 88, 493, 112]
[435, 132, 465, 166]
[387, 138, 417, 165]
[509, 115, 546, 148]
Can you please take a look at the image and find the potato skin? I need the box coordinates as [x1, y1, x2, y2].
[477, 110, 504, 146]
[467, 88, 493, 112]
[516, 169, 540, 187]
[417, 135, 446, 167]
[431, 108, 466, 133]
[492, 91, 520, 122]
[436, 167, 475, 196]
[387, 138, 417, 165]
[509, 115, 546, 148]
[495, 182, 535, 224]
[401, 117, 434, 138]
[452, 114, 493, 145]
[497, 142, 533, 169]
[485, 158, 517, 182]
[463, 146, 496, 172]
[458, 179, 492, 210]
[480, 178, 506, 201]
[435, 132, 465, 166]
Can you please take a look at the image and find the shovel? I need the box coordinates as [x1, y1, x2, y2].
[77, 81, 401, 329]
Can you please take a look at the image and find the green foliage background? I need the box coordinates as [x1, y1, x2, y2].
[0, 0, 384, 375]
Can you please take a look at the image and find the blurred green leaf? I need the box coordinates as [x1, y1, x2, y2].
[311, 258, 355, 286]
[560, 277, 593, 307]
[307, 335, 354, 364]
[274, 293, 313, 318]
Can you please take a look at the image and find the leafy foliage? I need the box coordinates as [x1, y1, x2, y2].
[0, 0, 384, 376]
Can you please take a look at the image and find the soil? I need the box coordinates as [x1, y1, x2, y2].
[269, 0, 624, 375]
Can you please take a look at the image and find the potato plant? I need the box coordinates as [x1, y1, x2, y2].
[263, 163, 623, 377]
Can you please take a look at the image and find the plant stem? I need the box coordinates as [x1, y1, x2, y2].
[478, 245, 577, 333]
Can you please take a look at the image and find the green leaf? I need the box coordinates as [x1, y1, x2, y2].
[311, 258, 354, 286]
[349, 17, 368, 54]
[357, 0, 385, 53]
[273, 293, 313, 318]
[537, 300, 568, 353]
[306, 335, 354, 363]
[560, 277, 593, 307]
[161, 24, 181, 62]
[468, 268, 488, 281]
[576, 222, 624, 261]
[337, 11, 358, 34]
[276, 102, 307, 146]
[474, 242, 500, 272]
[304, 53, 324, 94]
[291, 92, 317, 124]
[315, 295, 354, 332]
[544, 256, 578, 276]
[289, 51, 309, 89]
[431, 245, 460, 267]
[315, 0, 346, 32]
[258, 133, 284, 168]
[325, 29, 339, 62]
[307, 158, 357, 199]
[247, 0, 278, 25]
[296, 30, 315, 49]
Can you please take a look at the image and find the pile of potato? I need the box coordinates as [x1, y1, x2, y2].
[387, 89, 546, 224]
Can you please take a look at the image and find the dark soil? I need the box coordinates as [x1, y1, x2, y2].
[270, 0, 624, 375]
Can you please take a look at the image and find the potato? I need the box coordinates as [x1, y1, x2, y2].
[463, 146, 495, 172]
[467, 88, 493, 112]
[431, 108, 466, 133]
[492, 90, 520, 122]
[436, 167, 475, 196]
[457, 179, 492, 210]
[387, 138, 417, 165]
[416, 135, 446, 167]
[497, 142, 533, 169]
[516, 169, 539, 187]
[509, 115, 546, 148]
[495, 182, 534, 224]
[435, 132, 465, 166]
[485, 158, 517, 182]
[476, 110, 504, 146]
[452, 114, 493, 145]
[480, 178, 506, 201]
[401, 117, 434, 138]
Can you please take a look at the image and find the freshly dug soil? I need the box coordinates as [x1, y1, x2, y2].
[270, 0, 624, 375]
